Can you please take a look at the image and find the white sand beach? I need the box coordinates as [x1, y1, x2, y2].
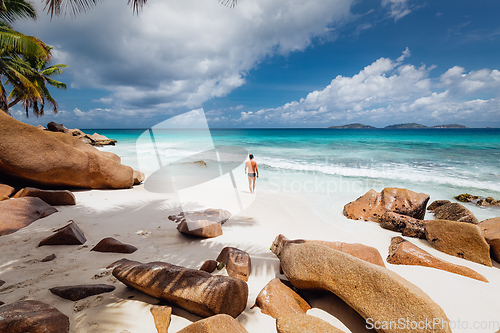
[1, 180, 499, 333]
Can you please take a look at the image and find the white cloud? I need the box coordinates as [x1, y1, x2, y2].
[20, 0, 354, 113]
[381, 0, 412, 21]
[74, 108, 83, 116]
[234, 49, 500, 127]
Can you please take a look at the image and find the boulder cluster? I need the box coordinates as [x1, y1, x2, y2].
[344, 187, 499, 272]
[455, 193, 500, 207]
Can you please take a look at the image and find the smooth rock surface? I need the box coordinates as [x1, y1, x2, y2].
[425, 219, 491, 266]
[272, 234, 385, 267]
[13, 187, 76, 206]
[431, 202, 478, 224]
[387, 236, 488, 282]
[91, 237, 137, 254]
[150, 305, 172, 333]
[200, 260, 218, 273]
[478, 217, 500, 263]
[276, 314, 345, 333]
[0, 300, 70, 333]
[171, 209, 231, 238]
[133, 170, 145, 185]
[49, 284, 115, 301]
[177, 314, 248, 333]
[272, 240, 451, 333]
[0, 197, 58, 236]
[112, 259, 248, 318]
[0, 111, 133, 189]
[379, 212, 427, 238]
[343, 187, 430, 222]
[0, 184, 14, 200]
[253, 278, 311, 319]
[216, 247, 252, 282]
[38, 221, 86, 246]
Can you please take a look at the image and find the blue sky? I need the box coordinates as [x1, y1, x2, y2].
[13, 0, 500, 128]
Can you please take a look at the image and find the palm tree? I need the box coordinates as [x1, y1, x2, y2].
[0, 0, 67, 116]
[43, 0, 239, 17]
[7, 49, 68, 117]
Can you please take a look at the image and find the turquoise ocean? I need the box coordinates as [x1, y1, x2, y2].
[90, 128, 500, 222]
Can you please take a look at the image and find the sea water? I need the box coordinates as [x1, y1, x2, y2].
[91, 128, 500, 222]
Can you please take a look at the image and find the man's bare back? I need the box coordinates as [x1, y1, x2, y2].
[245, 154, 258, 194]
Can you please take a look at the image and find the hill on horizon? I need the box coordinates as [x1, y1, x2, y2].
[327, 123, 376, 129]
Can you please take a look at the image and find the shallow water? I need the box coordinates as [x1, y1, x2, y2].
[92, 128, 500, 222]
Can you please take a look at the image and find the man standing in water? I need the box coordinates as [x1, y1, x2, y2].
[245, 154, 259, 194]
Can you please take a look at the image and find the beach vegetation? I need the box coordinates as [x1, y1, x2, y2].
[0, 0, 68, 117]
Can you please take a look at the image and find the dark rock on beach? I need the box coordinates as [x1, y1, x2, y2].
[50, 284, 115, 301]
[38, 221, 86, 246]
[91, 237, 137, 254]
[176, 314, 249, 333]
[425, 219, 491, 266]
[216, 247, 252, 282]
[379, 211, 427, 238]
[172, 208, 231, 238]
[0, 300, 70, 333]
[271, 239, 452, 333]
[13, 187, 76, 206]
[343, 187, 429, 222]
[253, 278, 311, 319]
[200, 260, 218, 273]
[112, 259, 248, 318]
[431, 202, 478, 224]
[387, 236, 488, 282]
[427, 200, 451, 211]
[0, 197, 58, 236]
[41, 253, 56, 262]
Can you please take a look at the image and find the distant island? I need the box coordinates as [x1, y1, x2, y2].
[384, 123, 429, 129]
[327, 123, 376, 129]
[431, 124, 468, 129]
[327, 123, 469, 129]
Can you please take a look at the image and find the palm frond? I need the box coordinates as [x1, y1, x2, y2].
[0, 0, 37, 24]
[44, 0, 100, 18]
[127, 0, 146, 15]
[219, 0, 238, 8]
[0, 27, 50, 59]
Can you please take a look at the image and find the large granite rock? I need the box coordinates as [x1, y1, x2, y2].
[216, 247, 251, 282]
[431, 202, 478, 224]
[0, 184, 14, 201]
[0, 197, 58, 236]
[150, 305, 172, 333]
[379, 212, 427, 238]
[112, 259, 248, 318]
[0, 112, 134, 189]
[91, 237, 137, 254]
[425, 219, 491, 266]
[478, 217, 500, 263]
[276, 314, 345, 333]
[343, 187, 430, 222]
[170, 208, 231, 238]
[47, 121, 68, 133]
[272, 239, 451, 333]
[177, 314, 248, 333]
[0, 300, 70, 333]
[427, 200, 451, 211]
[49, 284, 115, 301]
[13, 187, 76, 206]
[387, 236, 488, 282]
[38, 221, 86, 246]
[89, 133, 117, 146]
[272, 234, 385, 267]
[253, 278, 310, 319]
